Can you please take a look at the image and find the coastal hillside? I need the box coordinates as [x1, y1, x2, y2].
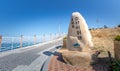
[90, 27, 120, 56]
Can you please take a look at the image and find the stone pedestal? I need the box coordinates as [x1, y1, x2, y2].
[60, 50, 98, 67]
[114, 41, 120, 60]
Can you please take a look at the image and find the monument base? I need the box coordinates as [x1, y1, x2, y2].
[59, 49, 99, 67]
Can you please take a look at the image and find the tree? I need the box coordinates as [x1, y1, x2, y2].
[117, 24, 120, 27]
[104, 25, 108, 28]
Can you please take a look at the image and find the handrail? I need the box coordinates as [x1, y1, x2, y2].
[0, 33, 67, 52]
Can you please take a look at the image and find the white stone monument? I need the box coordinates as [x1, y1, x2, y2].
[67, 12, 93, 51]
[60, 12, 99, 66]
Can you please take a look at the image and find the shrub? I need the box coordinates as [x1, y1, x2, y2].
[115, 35, 120, 41]
[63, 36, 67, 39]
[117, 24, 120, 27]
[109, 60, 120, 71]
[89, 28, 92, 30]
[104, 25, 108, 28]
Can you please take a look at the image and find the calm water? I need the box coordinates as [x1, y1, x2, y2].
[0, 42, 41, 52]
[0, 35, 61, 52]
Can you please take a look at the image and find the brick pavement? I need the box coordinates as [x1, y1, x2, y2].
[48, 52, 109, 71]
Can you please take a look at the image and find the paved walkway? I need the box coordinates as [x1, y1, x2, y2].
[0, 38, 62, 71]
[48, 52, 110, 71]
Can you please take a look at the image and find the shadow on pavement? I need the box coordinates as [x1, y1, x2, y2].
[91, 57, 111, 71]
[43, 45, 62, 56]
[53, 51, 65, 63]
[43, 51, 53, 56]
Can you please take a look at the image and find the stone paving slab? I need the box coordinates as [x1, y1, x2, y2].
[13, 45, 62, 71]
[0, 38, 63, 71]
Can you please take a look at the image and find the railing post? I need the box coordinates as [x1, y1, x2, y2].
[55, 33, 57, 39]
[11, 37, 14, 49]
[20, 35, 23, 48]
[43, 34, 45, 42]
[50, 33, 52, 41]
[0, 35, 2, 48]
[34, 35, 36, 44]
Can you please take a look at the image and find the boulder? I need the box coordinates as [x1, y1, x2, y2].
[61, 50, 99, 67]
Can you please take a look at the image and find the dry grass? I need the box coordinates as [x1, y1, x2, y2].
[60, 27, 120, 57]
[91, 27, 120, 57]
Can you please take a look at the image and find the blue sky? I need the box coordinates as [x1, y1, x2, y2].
[0, 0, 120, 36]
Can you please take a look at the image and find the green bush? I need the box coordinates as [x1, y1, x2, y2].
[115, 35, 120, 41]
[109, 60, 120, 71]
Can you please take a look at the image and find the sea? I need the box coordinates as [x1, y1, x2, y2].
[0, 36, 53, 52]
[0, 34, 64, 52]
[0, 42, 41, 52]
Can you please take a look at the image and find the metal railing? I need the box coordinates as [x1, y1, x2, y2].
[0, 33, 67, 52]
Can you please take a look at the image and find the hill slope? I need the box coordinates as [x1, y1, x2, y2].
[91, 27, 120, 57]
